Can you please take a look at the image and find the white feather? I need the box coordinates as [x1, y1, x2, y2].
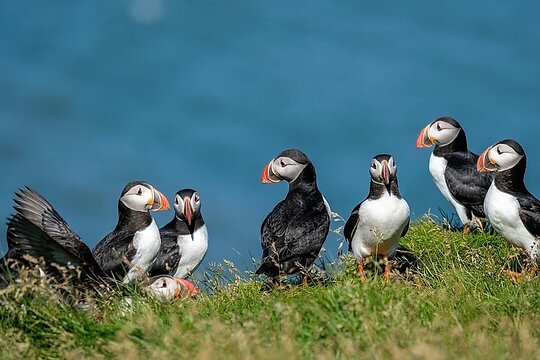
[173, 224, 209, 278]
[350, 192, 409, 261]
[484, 183, 540, 259]
[429, 153, 470, 225]
[123, 219, 161, 283]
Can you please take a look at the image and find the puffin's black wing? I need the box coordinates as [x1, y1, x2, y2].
[7, 214, 106, 281]
[344, 203, 361, 252]
[258, 197, 330, 275]
[445, 152, 494, 217]
[11, 187, 96, 263]
[401, 219, 410, 238]
[92, 230, 137, 278]
[149, 222, 181, 276]
[517, 194, 540, 239]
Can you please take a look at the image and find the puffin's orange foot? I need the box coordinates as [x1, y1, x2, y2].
[530, 264, 538, 277]
[357, 263, 367, 282]
[503, 269, 524, 283]
[463, 225, 470, 235]
[383, 263, 392, 282]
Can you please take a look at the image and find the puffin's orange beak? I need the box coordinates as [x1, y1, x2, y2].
[261, 160, 281, 184]
[174, 278, 200, 299]
[150, 188, 170, 211]
[477, 146, 498, 172]
[183, 197, 193, 225]
[381, 162, 391, 185]
[416, 124, 434, 148]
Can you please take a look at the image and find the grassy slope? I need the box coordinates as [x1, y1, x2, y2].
[2, 218, 540, 359]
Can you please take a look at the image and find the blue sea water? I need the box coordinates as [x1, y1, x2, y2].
[1, 1, 540, 275]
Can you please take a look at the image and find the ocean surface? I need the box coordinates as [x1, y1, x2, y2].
[1, 1, 539, 275]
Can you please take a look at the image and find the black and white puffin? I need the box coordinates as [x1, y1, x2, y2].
[344, 154, 410, 280]
[4, 187, 198, 300]
[477, 139, 540, 276]
[416, 116, 493, 230]
[150, 189, 208, 278]
[92, 181, 170, 283]
[256, 149, 330, 280]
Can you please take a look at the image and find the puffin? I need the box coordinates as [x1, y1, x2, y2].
[150, 189, 208, 278]
[256, 149, 330, 281]
[92, 181, 170, 283]
[344, 154, 410, 280]
[416, 116, 493, 231]
[477, 139, 540, 277]
[4, 187, 198, 300]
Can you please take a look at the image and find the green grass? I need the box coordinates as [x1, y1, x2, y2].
[2, 217, 540, 359]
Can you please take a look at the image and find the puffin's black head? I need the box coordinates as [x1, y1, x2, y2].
[261, 148, 312, 184]
[416, 116, 464, 148]
[369, 154, 398, 195]
[119, 181, 170, 213]
[477, 139, 526, 173]
[172, 189, 201, 226]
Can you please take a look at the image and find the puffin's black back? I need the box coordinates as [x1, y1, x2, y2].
[257, 152, 330, 277]
[431, 119, 494, 218]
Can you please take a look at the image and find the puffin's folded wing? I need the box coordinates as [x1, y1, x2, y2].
[445, 153, 494, 216]
[282, 208, 330, 260]
[518, 195, 540, 239]
[150, 227, 180, 276]
[344, 203, 361, 252]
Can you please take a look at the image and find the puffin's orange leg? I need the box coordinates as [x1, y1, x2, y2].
[463, 224, 470, 235]
[384, 263, 392, 282]
[502, 269, 524, 283]
[357, 263, 367, 282]
[530, 263, 538, 277]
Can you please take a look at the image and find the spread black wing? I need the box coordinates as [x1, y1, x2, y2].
[92, 229, 137, 279]
[517, 193, 540, 239]
[445, 151, 494, 217]
[344, 203, 361, 252]
[256, 196, 330, 277]
[11, 187, 97, 263]
[149, 220, 181, 276]
[7, 214, 106, 282]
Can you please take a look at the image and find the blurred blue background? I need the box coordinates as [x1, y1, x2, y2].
[1, 1, 539, 275]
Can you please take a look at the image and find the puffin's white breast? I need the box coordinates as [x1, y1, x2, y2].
[124, 219, 161, 283]
[173, 225, 209, 278]
[484, 183, 540, 259]
[350, 192, 409, 260]
[429, 153, 470, 225]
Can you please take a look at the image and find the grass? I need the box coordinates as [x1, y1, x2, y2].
[2, 217, 540, 359]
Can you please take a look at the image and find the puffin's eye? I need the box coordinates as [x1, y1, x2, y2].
[194, 195, 200, 203]
[174, 197, 179, 205]
[436, 123, 442, 131]
[371, 163, 377, 169]
[280, 160, 287, 167]
[497, 147, 502, 155]
[137, 188, 143, 196]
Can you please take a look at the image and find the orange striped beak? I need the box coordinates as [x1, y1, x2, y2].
[261, 160, 281, 184]
[416, 124, 433, 148]
[477, 146, 497, 172]
[150, 188, 170, 211]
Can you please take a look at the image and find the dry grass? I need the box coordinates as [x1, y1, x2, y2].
[2, 218, 540, 359]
